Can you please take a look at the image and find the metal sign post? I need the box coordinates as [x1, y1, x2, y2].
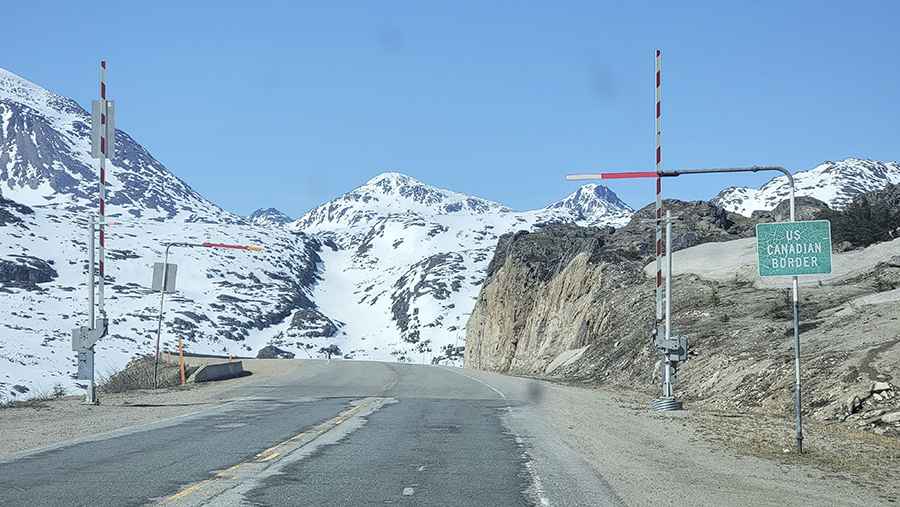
[756, 219, 832, 453]
[152, 241, 263, 388]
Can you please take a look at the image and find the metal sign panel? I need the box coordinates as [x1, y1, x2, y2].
[152, 262, 177, 293]
[756, 220, 832, 277]
[90, 100, 116, 159]
[105, 101, 116, 159]
[71, 326, 87, 351]
[77, 350, 94, 380]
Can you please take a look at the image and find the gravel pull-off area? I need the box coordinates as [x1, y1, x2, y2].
[0, 359, 306, 457]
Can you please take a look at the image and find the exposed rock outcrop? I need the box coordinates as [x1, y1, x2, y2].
[465, 225, 648, 374]
[256, 345, 295, 359]
[0, 255, 57, 287]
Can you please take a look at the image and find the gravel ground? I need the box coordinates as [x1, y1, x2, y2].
[552, 379, 900, 504]
[0, 359, 306, 457]
[689, 403, 900, 502]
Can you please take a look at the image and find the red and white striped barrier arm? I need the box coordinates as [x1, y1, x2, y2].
[98, 60, 108, 316]
[654, 49, 663, 326]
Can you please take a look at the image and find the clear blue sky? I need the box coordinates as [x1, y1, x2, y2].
[5, 1, 898, 216]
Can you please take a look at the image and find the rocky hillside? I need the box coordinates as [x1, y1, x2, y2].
[465, 195, 900, 437]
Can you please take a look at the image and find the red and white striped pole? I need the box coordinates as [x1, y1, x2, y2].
[98, 60, 108, 317]
[654, 50, 663, 335]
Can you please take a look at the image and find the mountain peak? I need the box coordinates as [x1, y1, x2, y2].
[291, 172, 509, 231]
[546, 184, 633, 226]
[249, 207, 292, 227]
[365, 171, 417, 186]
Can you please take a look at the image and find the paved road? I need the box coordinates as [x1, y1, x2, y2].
[0, 360, 886, 506]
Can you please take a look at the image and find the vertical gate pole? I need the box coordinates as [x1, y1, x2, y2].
[98, 60, 108, 320]
[663, 210, 673, 398]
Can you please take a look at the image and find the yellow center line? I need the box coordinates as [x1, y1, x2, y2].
[257, 451, 280, 462]
[158, 397, 382, 504]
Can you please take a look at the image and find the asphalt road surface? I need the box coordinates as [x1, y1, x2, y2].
[0, 360, 885, 506]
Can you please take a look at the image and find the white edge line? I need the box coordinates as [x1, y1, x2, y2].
[441, 367, 506, 399]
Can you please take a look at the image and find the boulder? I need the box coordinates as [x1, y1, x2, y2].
[0, 256, 57, 286]
[881, 411, 900, 424]
[846, 392, 869, 415]
[256, 345, 295, 359]
[871, 381, 892, 393]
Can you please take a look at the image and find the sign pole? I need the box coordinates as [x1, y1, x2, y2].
[787, 187, 803, 453]
[179, 336, 186, 385]
[154, 244, 172, 389]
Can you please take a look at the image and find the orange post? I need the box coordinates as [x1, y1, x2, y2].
[178, 336, 186, 385]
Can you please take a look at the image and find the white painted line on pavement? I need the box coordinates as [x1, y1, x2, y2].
[442, 367, 507, 399]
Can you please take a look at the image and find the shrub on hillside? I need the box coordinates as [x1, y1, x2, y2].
[99, 355, 192, 393]
[815, 183, 900, 249]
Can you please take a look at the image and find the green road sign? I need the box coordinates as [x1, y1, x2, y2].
[756, 220, 832, 277]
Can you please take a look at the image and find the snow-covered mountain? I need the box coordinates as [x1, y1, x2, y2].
[282, 174, 632, 364]
[0, 68, 330, 401]
[291, 172, 511, 232]
[0, 68, 235, 223]
[0, 65, 635, 400]
[546, 183, 633, 227]
[714, 158, 900, 216]
[248, 208, 292, 227]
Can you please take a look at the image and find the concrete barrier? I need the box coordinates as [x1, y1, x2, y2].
[187, 361, 245, 383]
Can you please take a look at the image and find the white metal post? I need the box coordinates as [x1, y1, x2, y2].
[85, 214, 97, 404]
[788, 184, 803, 452]
[663, 210, 673, 398]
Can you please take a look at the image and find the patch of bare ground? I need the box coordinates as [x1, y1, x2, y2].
[690, 405, 900, 503]
[0, 358, 304, 457]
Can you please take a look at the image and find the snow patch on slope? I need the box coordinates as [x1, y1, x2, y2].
[714, 158, 900, 216]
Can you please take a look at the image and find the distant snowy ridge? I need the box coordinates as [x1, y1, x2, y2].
[714, 158, 900, 217]
[290, 172, 511, 232]
[249, 207, 292, 227]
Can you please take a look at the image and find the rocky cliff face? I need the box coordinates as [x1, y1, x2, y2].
[464, 205, 900, 437]
[465, 225, 651, 375]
